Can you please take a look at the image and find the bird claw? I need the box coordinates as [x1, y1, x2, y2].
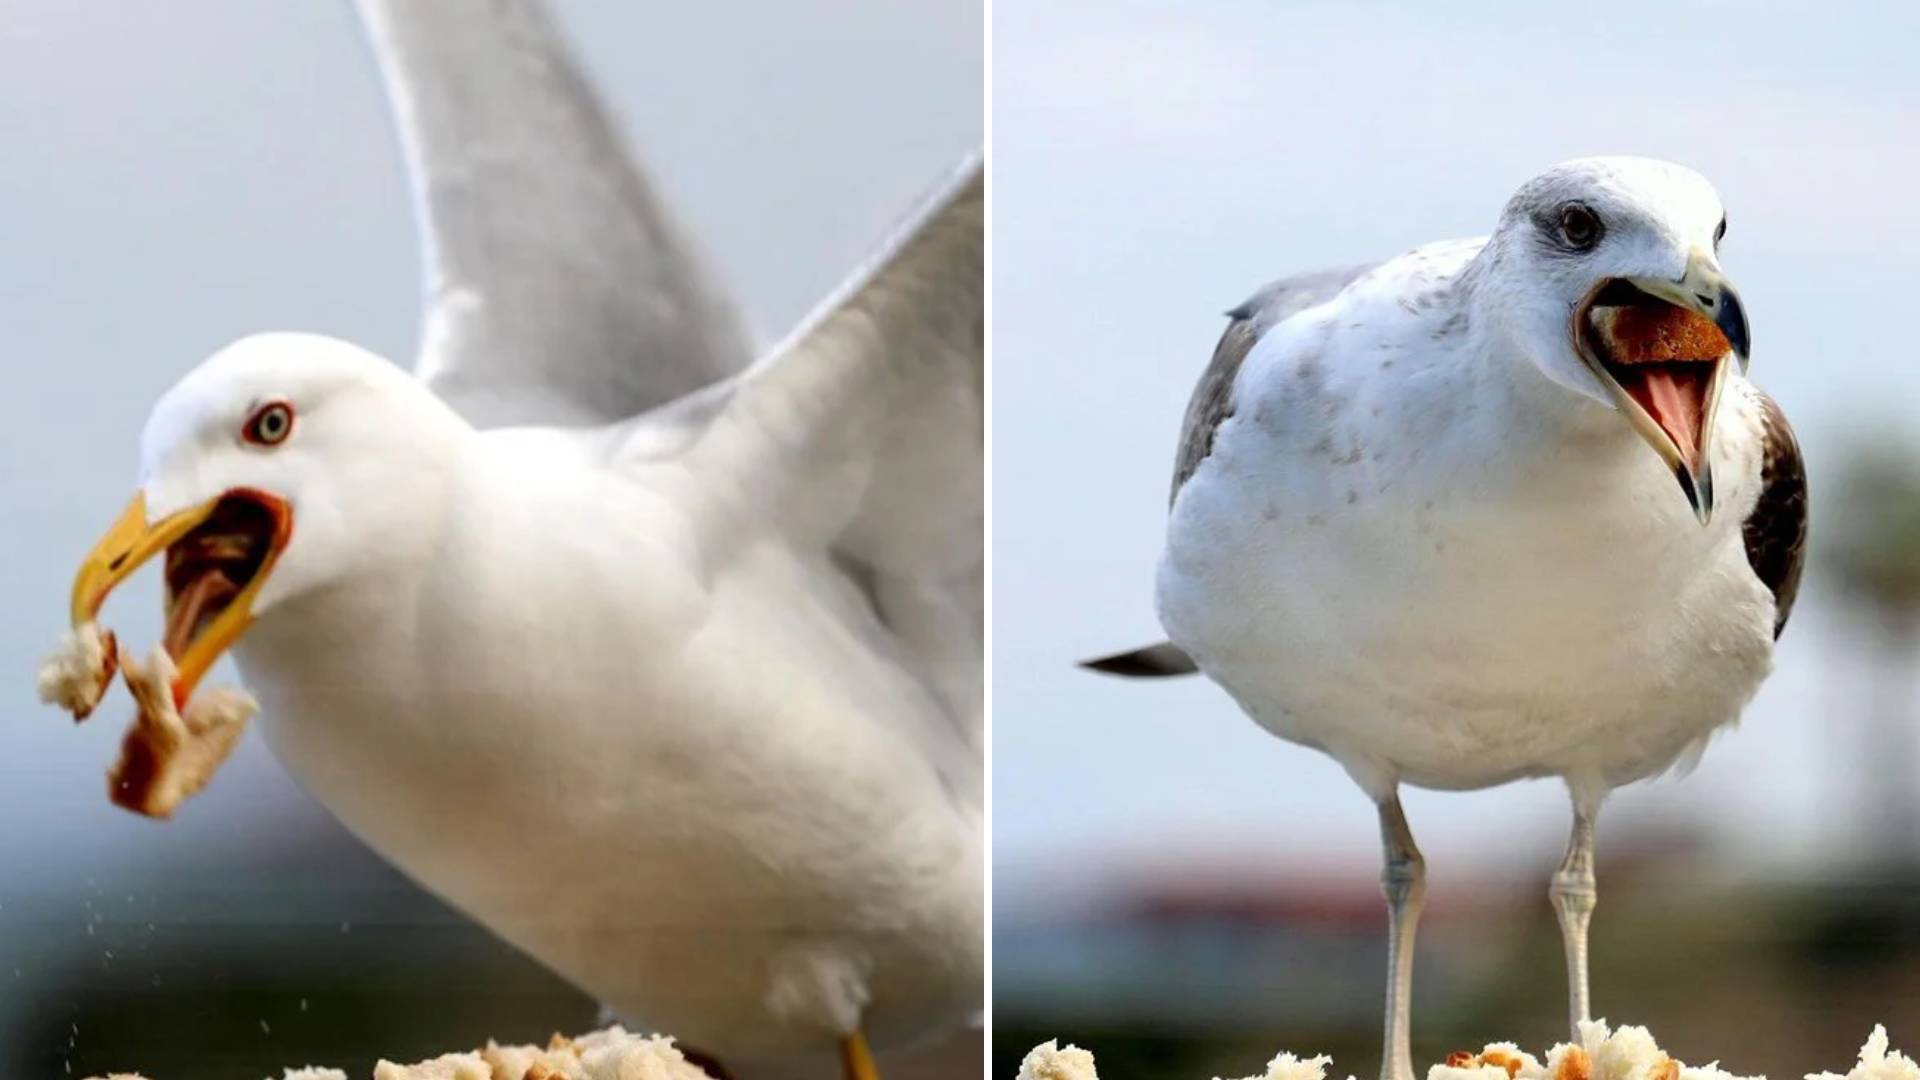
[108, 646, 255, 819]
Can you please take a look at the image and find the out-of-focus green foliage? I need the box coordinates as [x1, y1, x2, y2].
[1823, 434, 1920, 629]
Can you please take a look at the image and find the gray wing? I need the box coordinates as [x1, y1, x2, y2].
[688, 156, 982, 783]
[1743, 390, 1807, 638]
[1169, 264, 1375, 503]
[1087, 264, 1372, 680]
[355, 0, 752, 428]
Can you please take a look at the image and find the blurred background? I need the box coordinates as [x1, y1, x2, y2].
[0, 1, 978, 1075]
[994, 2, 1920, 1077]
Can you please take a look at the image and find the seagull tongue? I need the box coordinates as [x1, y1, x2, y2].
[163, 569, 238, 661]
[1612, 361, 1711, 473]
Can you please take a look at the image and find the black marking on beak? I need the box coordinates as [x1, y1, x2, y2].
[1714, 286, 1750, 366]
[1674, 458, 1714, 525]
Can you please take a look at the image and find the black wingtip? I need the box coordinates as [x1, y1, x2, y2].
[1080, 643, 1200, 678]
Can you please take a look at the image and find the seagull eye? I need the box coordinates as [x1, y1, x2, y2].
[242, 401, 295, 447]
[1557, 203, 1603, 250]
[1714, 214, 1728, 247]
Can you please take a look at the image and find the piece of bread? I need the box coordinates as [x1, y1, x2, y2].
[1017, 1041, 1099, 1080]
[108, 647, 255, 818]
[36, 621, 117, 721]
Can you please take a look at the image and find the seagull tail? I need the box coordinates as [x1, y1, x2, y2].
[1079, 643, 1199, 678]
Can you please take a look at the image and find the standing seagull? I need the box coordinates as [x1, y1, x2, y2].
[1087, 158, 1804, 1080]
[44, 2, 981, 1077]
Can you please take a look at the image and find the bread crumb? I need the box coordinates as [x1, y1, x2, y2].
[1810, 1026, 1920, 1080]
[278, 1070, 350, 1080]
[376, 1026, 708, 1080]
[574, 1028, 710, 1080]
[483, 1038, 583, 1080]
[372, 1053, 491, 1080]
[108, 646, 255, 818]
[1227, 1050, 1340, 1080]
[1438, 1046, 1540, 1080]
[37, 621, 117, 720]
[1018, 1040, 1099, 1080]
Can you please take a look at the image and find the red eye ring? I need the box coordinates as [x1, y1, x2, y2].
[242, 401, 295, 447]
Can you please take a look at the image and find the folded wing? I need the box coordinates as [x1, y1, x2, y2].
[1089, 265, 1374, 678]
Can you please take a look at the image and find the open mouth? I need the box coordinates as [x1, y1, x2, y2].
[1574, 278, 1735, 517]
[45, 487, 287, 820]
[68, 487, 292, 710]
[162, 493, 284, 668]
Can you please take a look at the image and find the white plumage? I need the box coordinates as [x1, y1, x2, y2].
[45, 2, 980, 1074]
[1160, 233, 1775, 805]
[1092, 157, 1804, 1080]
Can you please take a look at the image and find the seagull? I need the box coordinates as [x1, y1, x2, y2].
[1085, 157, 1805, 1080]
[43, 2, 981, 1076]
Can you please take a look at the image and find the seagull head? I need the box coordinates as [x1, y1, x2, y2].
[1482, 156, 1748, 524]
[67, 333, 466, 708]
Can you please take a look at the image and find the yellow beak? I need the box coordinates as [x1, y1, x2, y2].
[71, 490, 287, 708]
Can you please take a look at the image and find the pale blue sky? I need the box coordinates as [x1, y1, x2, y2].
[993, 0, 1920, 910]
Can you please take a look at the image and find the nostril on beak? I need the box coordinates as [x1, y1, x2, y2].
[108, 551, 130, 572]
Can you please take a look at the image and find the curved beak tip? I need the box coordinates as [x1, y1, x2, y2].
[1715, 290, 1750, 368]
[1677, 465, 1715, 526]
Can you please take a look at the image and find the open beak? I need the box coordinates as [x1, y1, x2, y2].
[70, 489, 291, 709]
[1573, 249, 1749, 525]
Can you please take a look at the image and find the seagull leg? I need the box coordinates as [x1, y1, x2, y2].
[1549, 807, 1598, 1038]
[840, 1030, 880, 1080]
[1377, 794, 1426, 1080]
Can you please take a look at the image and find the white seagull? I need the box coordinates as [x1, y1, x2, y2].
[1087, 157, 1805, 1080]
[43, 2, 981, 1077]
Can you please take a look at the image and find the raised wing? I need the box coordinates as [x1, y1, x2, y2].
[687, 156, 983, 772]
[355, 0, 752, 427]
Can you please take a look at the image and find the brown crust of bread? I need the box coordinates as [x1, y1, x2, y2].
[108, 652, 251, 819]
[1554, 1046, 1592, 1080]
[73, 628, 118, 723]
[1444, 1049, 1524, 1077]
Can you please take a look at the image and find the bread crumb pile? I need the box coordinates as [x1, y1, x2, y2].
[79, 1025, 713, 1080]
[1018, 1021, 1920, 1080]
[1428, 1020, 1755, 1080]
[373, 1027, 709, 1080]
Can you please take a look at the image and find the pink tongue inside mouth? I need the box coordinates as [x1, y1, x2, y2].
[1611, 361, 1711, 472]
